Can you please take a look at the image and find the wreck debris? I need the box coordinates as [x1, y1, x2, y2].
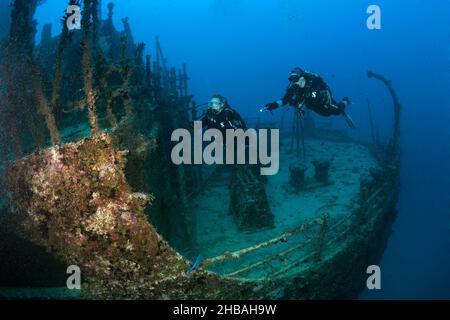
[1, 0, 49, 156]
[314, 213, 329, 262]
[289, 163, 307, 191]
[31, 64, 62, 145]
[289, 111, 307, 161]
[118, 35, 134, 120]
[81, 0, 99, 135]
[50, 1, 76, 121]
[312, 159, 331, 183]
[229, 166, 274, 231]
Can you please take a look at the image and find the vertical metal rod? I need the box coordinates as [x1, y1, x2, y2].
[300, 116, 306, 162]
[290, 111, 296, 153]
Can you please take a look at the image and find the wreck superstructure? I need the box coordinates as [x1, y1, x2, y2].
[0, 1, 401, 300]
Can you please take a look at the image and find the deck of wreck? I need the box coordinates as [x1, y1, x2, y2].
[193, 136, 379, 280]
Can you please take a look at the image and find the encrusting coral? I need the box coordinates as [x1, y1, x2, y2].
[4, 133, 255, 299]
[4, 134, 183, 298]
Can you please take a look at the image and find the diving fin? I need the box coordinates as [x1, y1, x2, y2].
[342, 97, 352, 105]
[343, 111, 356, 129]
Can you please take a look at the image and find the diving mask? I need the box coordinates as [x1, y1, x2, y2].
[208, 98, 224, 112]
[288, 73, 301, 83]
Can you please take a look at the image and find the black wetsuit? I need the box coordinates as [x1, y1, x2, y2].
[201, 106, 249, 166]
[277, 72, 345, 116]
[201, 106, 247, 133]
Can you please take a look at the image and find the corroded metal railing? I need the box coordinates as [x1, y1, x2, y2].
[201, 219, 317, 268]
[201, 212, 345, 279]
[201, 179, 394, 281]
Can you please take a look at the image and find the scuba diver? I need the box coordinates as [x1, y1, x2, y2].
[200, 94, 258, 175]
[201, 94, 247, 133]
[264, 67, 356, 129]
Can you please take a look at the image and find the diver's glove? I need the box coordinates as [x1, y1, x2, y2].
[265, 102, 280, 111]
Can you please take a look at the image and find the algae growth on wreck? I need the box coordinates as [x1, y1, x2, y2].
[0, 0, 448, 301]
